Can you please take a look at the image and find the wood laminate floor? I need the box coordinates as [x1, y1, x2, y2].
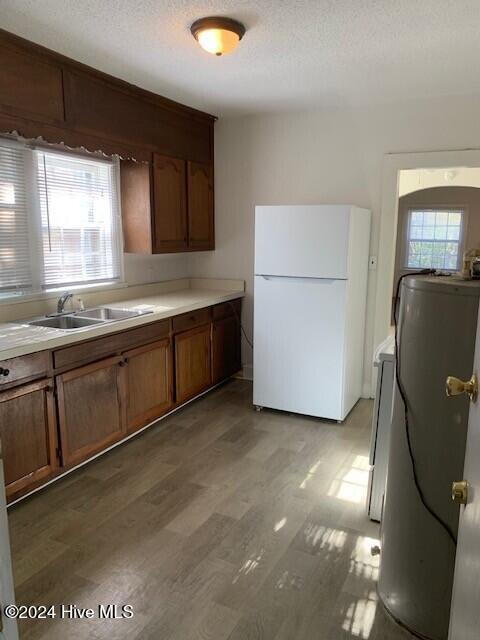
[8, 380, 413, 640]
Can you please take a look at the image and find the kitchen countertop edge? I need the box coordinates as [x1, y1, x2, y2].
[0, 288, 245, 361]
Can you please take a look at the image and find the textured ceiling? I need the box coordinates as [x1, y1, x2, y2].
[1, 0, 480, 117]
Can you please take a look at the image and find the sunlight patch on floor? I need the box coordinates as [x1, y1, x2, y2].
[328, 455, 370, 504]
[342, 595, 377, 639]
[274, 517, 287, 532]
[304, 524, 348, 556]
[299, 459, 323, 489]
[232, 548, 265, 584]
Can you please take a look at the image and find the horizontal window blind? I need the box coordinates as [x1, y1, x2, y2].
[0, 143, 32, 293]
[35, 150, 122, 289]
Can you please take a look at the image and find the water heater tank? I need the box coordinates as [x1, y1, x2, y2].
[378, 276, 480, 640]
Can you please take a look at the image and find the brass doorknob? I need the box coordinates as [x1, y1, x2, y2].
[452, 480, 469, 504]
[446, 373, 478, 402]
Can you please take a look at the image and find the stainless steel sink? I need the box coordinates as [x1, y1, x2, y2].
[76, 307, 153, 321]
[28, 316, 104, 330]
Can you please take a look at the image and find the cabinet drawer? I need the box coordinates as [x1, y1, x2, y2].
[212, 298, 241, 321]
[172, 307, 211, 333]
[0, 351, 50, 389]
[54, 320, 170, 370]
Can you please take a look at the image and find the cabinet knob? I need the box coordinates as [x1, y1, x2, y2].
[0, 368, 9, 377]
[118, 360, 127, 367]
[452, 480, 469, 504]
[446, 373, 477, 402]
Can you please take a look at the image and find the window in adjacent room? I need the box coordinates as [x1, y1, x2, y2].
[0, 139, 123, 299]
[405, 208, 465, 271]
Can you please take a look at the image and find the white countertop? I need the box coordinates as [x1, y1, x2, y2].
[0, 287, 244, 361]
[373, 333, 395, 364]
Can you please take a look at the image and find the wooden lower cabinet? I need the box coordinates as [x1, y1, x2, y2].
[56, 356, 127, 468]
[175, 324, 212, 404]
[0, 379, 58, 500]
[125, 338, 172, 433]
[212, 315, 241, 384]
[2, 298, 242, 500]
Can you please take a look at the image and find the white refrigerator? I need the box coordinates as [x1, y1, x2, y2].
[253, 205, 371, 421]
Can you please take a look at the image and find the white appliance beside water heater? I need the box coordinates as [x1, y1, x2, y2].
[253, 205, 371, 421]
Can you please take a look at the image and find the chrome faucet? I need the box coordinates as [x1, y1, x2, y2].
[57, 292, 74, 315]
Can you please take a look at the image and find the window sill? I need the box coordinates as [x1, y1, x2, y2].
[0, 281, 129, 307]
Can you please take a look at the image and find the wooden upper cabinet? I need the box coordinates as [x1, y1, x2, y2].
[153, 154, 188, 252]
[120, 160, 153, 254]
[0, 40, 64, 124]
[56, 356, 126, 468]
[0, 379, 58, 501]
[120, 156, 215, 254]
[187, 161, 214, 251]
[63, 70, 212, 163]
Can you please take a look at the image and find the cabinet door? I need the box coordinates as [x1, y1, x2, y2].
[175, 325, 212, 404]
[153, 153, 188, 252]
[0, 40, 64, 124]
[124, 338, 172, 433]
[0, 379, 58, 500]
[187, 161, 214, 250]
[120, 160, 153, 254]
[212, 315, 241, 385]
[56, 356, 126, 468]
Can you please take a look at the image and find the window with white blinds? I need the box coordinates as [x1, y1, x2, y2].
[0, 140, 123, 298]
[0, 143, 32, 294]
[35, 150, 122, 289]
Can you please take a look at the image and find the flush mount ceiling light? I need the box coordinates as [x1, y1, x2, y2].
[190, 16, 246, 56]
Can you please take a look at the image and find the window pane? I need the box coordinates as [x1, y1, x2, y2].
[447, 226, 460, 240]
[434, 226, 447, 240]
[436, 211, 448, 225]
[421, 227, 435, 240]
[423, 212, 436, 226]
[35, 151, 122, 288]
[410, 211, 423, 226]
[445, 255, 458, 269]
[448, 211, 462, 225]
[406, 209, 463, 272]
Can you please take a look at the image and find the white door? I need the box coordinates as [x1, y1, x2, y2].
[0, 450, 18, 640]
[253, 275, 347, 420]
[448, 313, 480, 640]
[254, 205, 351, 279]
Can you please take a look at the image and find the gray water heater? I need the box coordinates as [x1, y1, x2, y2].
[378, 276, 480, 640]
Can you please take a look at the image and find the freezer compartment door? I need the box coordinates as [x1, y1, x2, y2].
[254, 205, 351, 279]
[253, 275, 347, 420]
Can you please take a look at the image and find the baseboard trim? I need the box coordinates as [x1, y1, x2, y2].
[7, 380, 228, 508]
[234, 364, 253, 381]
[362, 382, 373, 399]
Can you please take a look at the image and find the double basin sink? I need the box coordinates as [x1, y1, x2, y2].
[28, 307, 153, 331]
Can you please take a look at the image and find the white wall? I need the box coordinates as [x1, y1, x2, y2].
[124, 253, 190, 285]
[399, 167, 480, 196]
[189, 94, 480, 394]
